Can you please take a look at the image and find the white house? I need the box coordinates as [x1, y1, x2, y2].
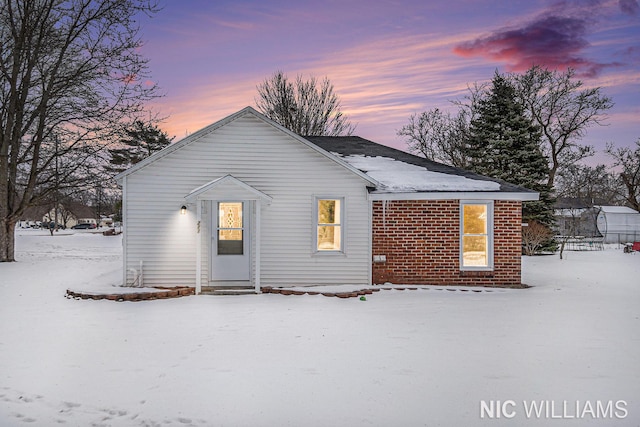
[116, 107, 377, 293]
[116, 107, 538, 294]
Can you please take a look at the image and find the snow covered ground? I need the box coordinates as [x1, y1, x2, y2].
[0, 229, 638, 426]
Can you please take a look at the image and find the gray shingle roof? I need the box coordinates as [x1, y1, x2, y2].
[305, 136, 536, 194]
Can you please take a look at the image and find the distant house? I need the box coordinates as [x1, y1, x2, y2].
[19, 202, 95, 228]
[18, 205, 50, 228]
[554, 205, 604, 251]
[47, 203, 96, 228]
[115, 107, 538, 293]
[554, 198, 601, 239]
[58, 203, 97, 228]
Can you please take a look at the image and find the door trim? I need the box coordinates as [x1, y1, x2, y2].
[209, 200, 252, 285]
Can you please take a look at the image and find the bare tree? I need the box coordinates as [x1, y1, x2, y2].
[0, 0, 160, 262]
[556, 208, 581, 260]
[397, 66, 611, 190]
[606, 140, 640, 211]
[555, 163, 623, 206]
[522, 221, 554, 256]
[397, 108, 471, 168]
[255, 71, 355, 136]
[511, 66, 613, 188]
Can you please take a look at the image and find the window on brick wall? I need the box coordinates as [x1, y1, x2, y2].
[460, 201, 494, 270]
[315, 198, 344, 252]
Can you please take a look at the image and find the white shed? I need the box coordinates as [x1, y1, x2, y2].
[596, 206, 640, 244]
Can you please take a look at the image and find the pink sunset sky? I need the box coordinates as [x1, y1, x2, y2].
[139, 0, 639, 158]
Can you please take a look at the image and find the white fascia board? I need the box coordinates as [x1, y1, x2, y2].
[368, 191, 540, 201]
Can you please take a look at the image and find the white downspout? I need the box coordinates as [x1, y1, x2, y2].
[196, 201, 202, 295]
[255, 199, 261, 293]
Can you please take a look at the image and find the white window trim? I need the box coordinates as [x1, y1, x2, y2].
[313, 196, 346, 255]
[460, 200, 494, 271]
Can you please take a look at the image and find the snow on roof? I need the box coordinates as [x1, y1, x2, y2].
[307, 135, 536, 196]
[337, 154, 501, 192]
[597, 206, 639, 214]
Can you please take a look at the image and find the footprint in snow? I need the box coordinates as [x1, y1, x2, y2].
[62, 401, 81, 408]
[11, 412, 37, 422]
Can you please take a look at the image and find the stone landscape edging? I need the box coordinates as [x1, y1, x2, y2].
[65, 286, 195, 302]
[259, 285, 512, 298]
[66, 284, 525, 301]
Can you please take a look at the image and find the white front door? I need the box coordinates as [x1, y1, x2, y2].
[210, 201, 251, 283]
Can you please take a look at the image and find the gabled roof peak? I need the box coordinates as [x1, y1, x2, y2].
[184, 175, 273, 203]
[114, 107, 376, 186]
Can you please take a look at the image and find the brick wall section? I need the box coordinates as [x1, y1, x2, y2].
[371, 200, 522, 286]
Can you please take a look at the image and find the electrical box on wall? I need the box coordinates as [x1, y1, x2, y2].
[373, 255, 386, 263]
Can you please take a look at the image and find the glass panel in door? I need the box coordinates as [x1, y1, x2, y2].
[217, 202, 243, 255]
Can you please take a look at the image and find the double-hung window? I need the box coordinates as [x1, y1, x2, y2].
[460, 201, 493, 270]
[316, 198, 343, 252]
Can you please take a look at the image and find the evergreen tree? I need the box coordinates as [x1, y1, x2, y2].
[466, 72, 554, 226]
[106, 121, 174, 175]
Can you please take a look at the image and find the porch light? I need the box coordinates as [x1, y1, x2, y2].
[181, 205, 187, 215]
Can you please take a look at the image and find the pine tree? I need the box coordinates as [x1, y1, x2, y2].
[106, 121, 174, 175]
[466, 72, 554, 226]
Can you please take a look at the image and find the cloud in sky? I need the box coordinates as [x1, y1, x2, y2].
[619, 0, 639, 15]
[152, 24, 638, 149]
[150, 32, 482, 147]
[144, 0, 638, 152]
[453, 3, 620, 77]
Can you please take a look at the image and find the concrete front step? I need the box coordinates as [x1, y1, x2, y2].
[200, 286, 257, 296]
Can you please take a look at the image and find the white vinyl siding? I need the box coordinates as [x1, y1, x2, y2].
[122, 114, 371, 287]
